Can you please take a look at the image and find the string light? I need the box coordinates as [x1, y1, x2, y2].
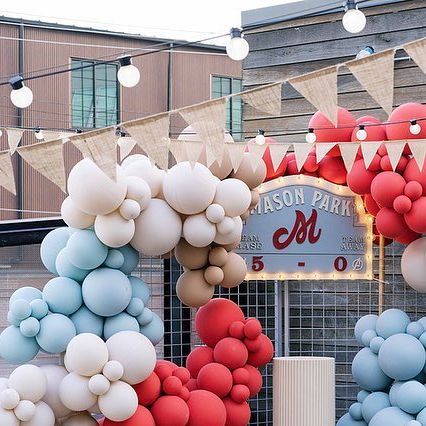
[255, 129, 266, 146]
[117, 55, 140, 88]
[342, 0, 366, 34]
[34, 128, 44, 140]
[410, 120, 421, 135]
[305, 128, 317, 143]
[356, 124, 367, 141]
[9, 75, 33, 108]
[226, 28, 249, 61]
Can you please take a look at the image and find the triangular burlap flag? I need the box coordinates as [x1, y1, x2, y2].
[241, 82, 282, 116]
[361, 141, 382, 169]
[346, 50, 395, 115]
[169, 139, 188, 163]
[315, 142, 337, 163]
[124, 112, 170, 170]
[72, 128, 118, 180]
[59, 132, 75, 143]
[408, 140, 426, 170]
[268, 144, 290, 172]
[0, 150, 16, 195]
[42, 131, 62, 142]
[117, 136, 136, 161]
[339, 143, 359, 172]
[179, 98, 226, 164]
[289, 66, 338, 125]
[384, 141, 406, 171]
[17, 139, 66, 192]
[227, 143, 246, 172]
[293, 143, 313, 171]
[404, 38, 426, 75]
[248, 143, 267, 172]
[6, 128, 24, 153]
[184, 141, 204, 165]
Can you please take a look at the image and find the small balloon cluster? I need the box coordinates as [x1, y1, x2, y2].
[338, 309, 426, 426]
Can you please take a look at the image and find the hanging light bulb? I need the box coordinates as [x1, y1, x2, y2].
[117, 55, 140, 88]
[226, 28, 249, 61]
[9, 75, 33, 108]
[305, 128, 317, 143]
[34, 127, 44, 140]
[255, 129, 266, 146]
[342, 0, 366, 34]
[410, 120, 421, 135]
[356, 125, 367, 141]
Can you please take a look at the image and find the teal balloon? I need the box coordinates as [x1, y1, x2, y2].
[36, 314, 76, 353]
[55, 248, 90, 282]
[129, 276, 150, 304]
[20, 317, 40, 338]
[30, 299, 49, 320]
[352, 347, 392, 391]
[390, 382, 405, 406]
[378, 334, 425, 380]
[370, 336, 384, 354]
[103, 312, 139, 340]
[40, 227, 70, 274]
[82, 268, 132, 317]
[66, 229, 108, 270]
[336, 413, 367, 425]
[0, 326, 39, 364]
[10, 299, 31, 321]
[361, 329, 377, 347]
[104, 249, 125, 269]
[140, 311, 164, 346]
[396, 380, 426, 414]
[407, 322, 424, 338]
[137, 307, 154, 326]
[9, 287, 42, 307]
[42, 277, 82, 315]
[362, 392, 391, 422]
[355, 314, 378, 345]
[369, 407, 414, 426]
[349, 403, 363, 420]
[126, 297, 144, 317]
[70, 306, 104, 337]
[376, 309, 410, 339]
[7, 311, 20, 327]
[118, 245, 139, 275]
[357, 390, 370, 403]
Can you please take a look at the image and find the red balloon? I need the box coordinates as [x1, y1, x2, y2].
[393, 195, 412, 214]
[303, 155, 319, 173]
[244, 336, 262, 353]
[246, 334, 274, 368]
[364, 194, 380, 217]
[404, 180, 423, 201]
[244, 319, 262, 340]
[368, 154, 382, 172]
[133, 372, 161, 406]
[318, 156, 347, 184]
[375, 207, 407, 239]
[195, 299, 245, 348]
[370, 171, 406, 207]
[155, 363, 174, 382]
[230, 384, 250, 403]
[151, 396, 189, 426]
[357, 116, 382, 125]
[386, 103, 426, 140]
[103, 406, 155, 426]
[404, 197, 426, 233]
[351, 122, 387, 142]
[347, 160, 376, 195]
[186, 346, 214, 378]
[186, 378, 198, 391]
[223, 398, 251, 426]
[173, 367, 191, 385]
[214, 338, 248, 370]
[372, 223, 393, 247]
[232, 368, 250, 385]
[403, 158, 426, 195]
[263, 138, 288, 181]
[163, 376, 183, 396]
[179, 386, 190, 401]
[286, 160, 299, 175]
[197, 363, 233, 398]
[229, 321, 245, 340]
[377, 144, 388, 157]
[379, 155, 393, 171]
[243, 365, 263, 397]
[394, 228, 420, 245]
[187, 390, 227, 426]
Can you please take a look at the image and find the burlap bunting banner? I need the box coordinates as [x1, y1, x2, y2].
[184, 141, 204, 165]
[169, 139, 188, 163]
[17, 139, 66, 192]
[408, 140, 426, 170]
[124, 112, 170, 170]
[346, 50, 395, 115]
[0, 150, 16, 195]
[361, 141, 383, 169]
[339, 143, 359, 172]
[226, 143, 246, 172]
[117, 136, 136, 161]
[293, 143, 312, 171]
[241, 83, 282, 116]
[315, 142, 337, 163]
[248, 144, 267, 172]
[42, 131, 62, 142]
[404, 38, 426, 75]
[385, 141, 406, 171]
[289, 66, 338, 125]
[268, 144, 290, 172]
[6, 128, 24, 153]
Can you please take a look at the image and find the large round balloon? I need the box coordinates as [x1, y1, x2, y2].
[133, 372, 161, 406]
[375, 207, 407, 239]
[103, 405, 155, 426]
[40, 227, 70, 275]
[95, 211, 135, 248]
[176, 270, 214, 308]
[36, 314, 76, 354]
[405, 197, 426, 233]
[9, 364, 47, 402]
[0, 326, 39, 364]
[346, 160, 375, 195]
[361, 392, 390, 423]
[187, 390, 227, 426]
[318, 156, 347, 184]
[70, 306, 104, 337]
[376, 309, 410, 339]
[151, 395, 189, 426]
[197, 363, 233, 398]
[354, 314, 378, 345]
[183, 214, 216, 247]
[186, 346, 215, 378]
[369, 406, 414, 426]
[55, 249, 90, 282]
[230, 153, 267, 189]
[220, 252, 247, 288]
[370, 172, 406, 208]
[42, 277, 82, 315]
[401, 238, 426, 292]
[213, 179, 251, 218]
[98, 381, 138, 422]
[59, 372, 97, 411]
[61, 196, 95, 230]
[386, 103, 426, 140]
[174, 239, 209, 270]
[22, 401, 55, 426]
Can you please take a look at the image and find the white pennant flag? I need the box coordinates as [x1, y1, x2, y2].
[0, 150, 16, 195]
[404, 38, 426, 76]
[293, 143, 313, 171]
[315, 142, 337, 163]
[248, 143, 267, 172]
[117, 136, 136, 161]
[361, 141, 382, 169]
[184, 141, 204, 166]
[169, 139, 187, 163]
[241, 82, 282, 116]
[227, 143, 246, 172]
[6, 128, 24, 153]
[268, 144, 290, 172]
[408, 140, 426, 170]
[385, 141, 406, 171]
[339, 143, 359, 172]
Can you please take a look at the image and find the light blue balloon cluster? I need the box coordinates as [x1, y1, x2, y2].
[0, 227, 164, 365]
[338, 309, 426, 425]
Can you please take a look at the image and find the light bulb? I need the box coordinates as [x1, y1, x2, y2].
[9, 75, 33, 108]
[410, 120, 421, 135]
[226, 28, 249, 61]
[255, 129, 266, 146]
[305, 129, 316, 143]
[117, 55, 140, 88]
[342, 2, 366, 34]
[0, 129, 3, 137]
[356, 126, 367, 140]
[35, 130, 44, 140]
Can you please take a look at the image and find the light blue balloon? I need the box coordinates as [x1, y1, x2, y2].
[370, 336, 384, 354]
[40, 227, 70, 274]
[70, 306, 104, 337]
[378, 334, 426, 380]
[357, 390, 370, 403]
[82, 268, 132, 317]
[408, 322, 424, 339]
[369, 407, 414, 426]
[129, 276, 150, 304]
[140, 312, 164, 345]
[390, 382, 405, 406]
[361, 329, 377, 347]
[126, 297, 144, 317]
[30, 299, 49, 320]
[407, 421, 421, 426]
[36, 314, 76, 354]
[349, 403, 363, 420]
[56, 248, 90, 282]
[118, 245, 139, 275]
[417, 406, 426, 424]
[9, 287, 42, 307]
[376, 309, 410, 339]
[352, 347, 392, 391]
[0, 326, 39, 364]
[336, 413, 367, 426]
[10, 299, 31, 321]
[355, 314, 378, 345]
[20, 317, 40, 337]
[362, 392, 391, 423]
[66, 229, 108, 270]
[42, 277, 82, 315]
[419, 332, 426, 348]
[104, 250, 125, 269]
[396, 381, 426, 414]
[418, 317, 426, 330]
[7, 311, 20, 327]
[137, 307, 154, 326]
[103, 312, 140, 340]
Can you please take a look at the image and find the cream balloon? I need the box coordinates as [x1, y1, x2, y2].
[121, 154, 145, 169]
[102, 361, 124, 382]
[401, 237, 426, 292]
[124, 176, 152, 211]
[14, 400, 35, 422]
[206, 204, 225, 224]
[214, 178, 251, 217]
[230, 152, 267, 189]
[119, 199, 141, 220]
[8, 365, 47, 403]
[21, 401, 55, 426]
[0, 407, 19, 426]
[176, 270, 214, 308]
[94, 211, 135, 248]
[221, 252, 247, 288]
[59, 373, 97, 412]
[214, 216, 243, 245]
[67, 159, 127, 215]
[216, 217, 235, 235]
[98, 381, 138, 422]
[163, 162, 217, 215]
[61, 197, 95, 229]
[61, 413, 98, 426]
[183, 214, 216, 247]
[88, 375, 110, 396]
[174, 239, 209, 269]
[131, 199, 182, 256]
[0, 389, 19, 410]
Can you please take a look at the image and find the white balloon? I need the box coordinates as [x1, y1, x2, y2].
[206, 204, 225, 224]
[61, 197, 95, 229]
[183, 214, 216, 247]
[131, 199, 182, 256]
[163, 162, 217, 215]
[119, 199, 141, 220]
[8, 365, 47, 403]
[94, 211, 135, 248]
[59, 373, 97, 412]
[88, 375, 110, 396]
[121, 154, 146, 169]
[14, 400, 35, 421]
[214, 178, 251, 217]
[214, 216, 243, 245]
[106, 331, 156, 385]
[68, 159, 127, 216]
[216, 216, 235, 235]
[401, 237, 426, 292]
[98, 381, 138, 422]
[65, 334, 109, 377]
[124, 176, 152, 211]
[61, 413, 98, 426]
[0, 406, 19, 426]
[102, 361, 124, 382]
[0, 389, 19, 410]
[21, 401, 55, 426]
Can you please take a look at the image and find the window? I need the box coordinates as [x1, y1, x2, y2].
[71, 59, 119, 129]
[211, 76, 243, 141]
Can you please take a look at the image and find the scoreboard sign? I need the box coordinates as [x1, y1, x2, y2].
[236, 175, 373, 280]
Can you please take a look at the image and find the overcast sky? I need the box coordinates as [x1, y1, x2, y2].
[0, 0, 296, 44]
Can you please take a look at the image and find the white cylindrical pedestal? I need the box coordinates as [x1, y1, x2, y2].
[273, 356, 335, 426]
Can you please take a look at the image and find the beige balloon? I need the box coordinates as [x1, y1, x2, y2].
[221, 252, 247, 288]
[240, 210, 250, 220]
[250, 190, 260, 208]
[401, 237, 426, 292]
[61, 197, 95, 229]
[204, 266, 225, 286]
[124, 176, 152, 211]
[94, 211, 135, 248]
[208, 247, 228, 267]
[230, 152, 267, 189]
[214, 178, 251, 217]
[176, 270, 215, 308]
[183, 214, 216, 247]
[220, 240, 241, 252]
[214, 216, 243, 245]
[175, 239, 209, 269]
